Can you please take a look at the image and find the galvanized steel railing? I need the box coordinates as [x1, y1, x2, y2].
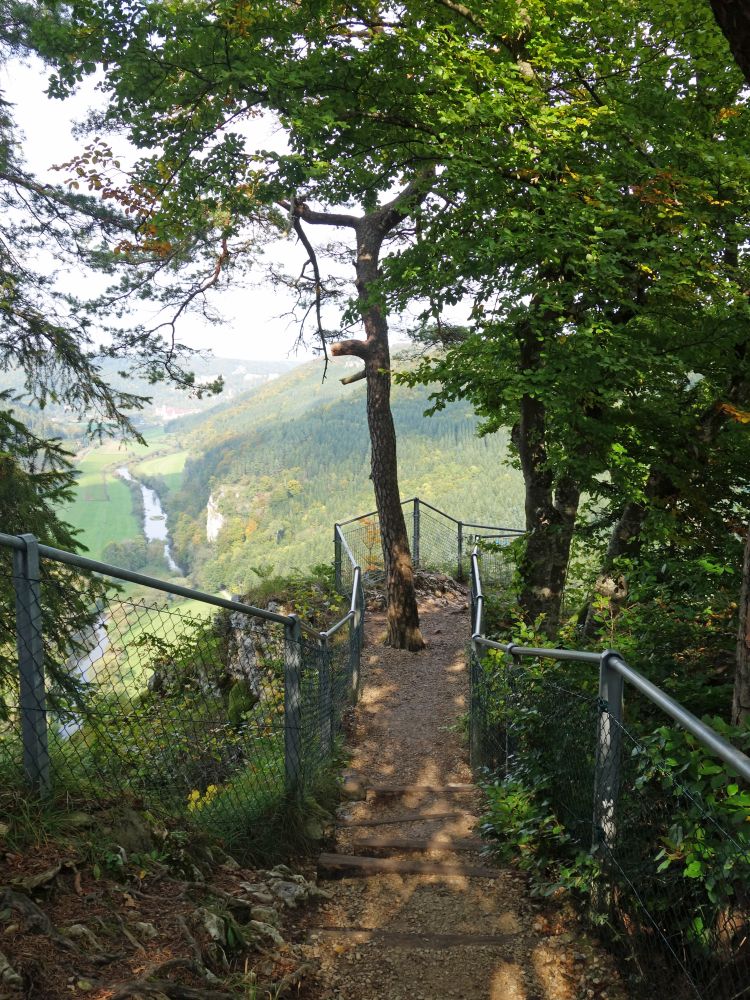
[334, 496, 522, 593]
[469, 546, 750, 1000]
[0, 529, 364, 855]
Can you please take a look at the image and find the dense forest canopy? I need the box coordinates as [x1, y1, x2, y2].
[0, 0, 746, 712]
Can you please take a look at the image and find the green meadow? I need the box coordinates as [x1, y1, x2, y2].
[62, 434, 186, 561]
[132, 449, 188, 493]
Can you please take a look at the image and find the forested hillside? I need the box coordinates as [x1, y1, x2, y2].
[158, 354, 522, 592]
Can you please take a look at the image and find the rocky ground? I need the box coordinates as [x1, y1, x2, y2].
[0, 806, 323, 999]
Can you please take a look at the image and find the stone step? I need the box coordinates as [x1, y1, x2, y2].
[351, 834, 484, 853]
[342, 777, 475, 801]
[308, 926, 514, 949]
[318, 852, 499, 879]
[336, 810, 470, 828]
[368, 783, 475, 798]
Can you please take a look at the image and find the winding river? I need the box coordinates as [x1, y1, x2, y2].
[61, 466, 184, 735]
[116, 466, 184, 574]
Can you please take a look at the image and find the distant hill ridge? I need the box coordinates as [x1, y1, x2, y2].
[158, 353, 524, 593]
[0, 355, 299, 440]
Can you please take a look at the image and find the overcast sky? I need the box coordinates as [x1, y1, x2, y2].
[2, 54, 459, 372]
[1, 57, 326, 363]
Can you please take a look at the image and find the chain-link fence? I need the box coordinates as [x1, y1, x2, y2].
[469, 549, 750, 1000]
[335, 496, 521, 593]
[1, 531, 364, 859]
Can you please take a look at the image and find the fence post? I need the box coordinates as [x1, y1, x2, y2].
[413, 499, 421, 569]
[12, 533, 50, 797]
[349, 579, 362, 701]
[457, 521, 464, 581]
[591, 650, 624, 910]
[284, 615, 303, 794]
[469, 641, 480, 769]
[334, 525, 342, 594]
[319, 638, 333, 754]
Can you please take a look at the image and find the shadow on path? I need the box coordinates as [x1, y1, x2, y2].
[297, 593, 625, 1000]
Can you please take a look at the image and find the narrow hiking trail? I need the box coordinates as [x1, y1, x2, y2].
[297, 589, 628, 1000]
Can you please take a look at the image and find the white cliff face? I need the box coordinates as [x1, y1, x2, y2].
[206, 493, 225, 543]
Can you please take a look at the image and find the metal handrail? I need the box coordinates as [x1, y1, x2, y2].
[338, 496, 418, 527]
[335, 524, 357, 568]
[320, 610, 355, 640]
[470, 547, 750, 784]
[349, 566, 362, 613]
[0, 531, 357, 643]
[463, 522, 524, 533]
[0, 532, 294, 627]
[338, 496, 522, 534]
[413, 498, 460, 524]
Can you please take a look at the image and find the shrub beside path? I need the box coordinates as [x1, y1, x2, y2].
[296, 588, 629, 1000]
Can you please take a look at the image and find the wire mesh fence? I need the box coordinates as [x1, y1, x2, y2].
[1, 532, 364, 858]
[336, 497, 522, 594]
[470, 552, 750, 1000]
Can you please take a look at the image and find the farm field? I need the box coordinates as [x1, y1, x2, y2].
[61, 434, 185, 561]
[132, 449, 188, 493]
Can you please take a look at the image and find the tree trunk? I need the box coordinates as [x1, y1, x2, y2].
[733, 522, 750, 726]
[582, 495, 649, 636]
[355, 220, 425, 650]
[304, 188, 426, 652]
[709, 0, 750, 84]
[512, 319, 581, 638]
[516, 465, 580, 636]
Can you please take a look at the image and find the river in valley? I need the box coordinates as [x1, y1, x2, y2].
[61, 466, 183, 735]
[116, 466, 184, 574]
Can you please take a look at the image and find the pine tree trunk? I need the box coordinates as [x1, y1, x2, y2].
[357, 220, 425, 651]
[297, 185, 428, 651]
[733, 522, 750, 726]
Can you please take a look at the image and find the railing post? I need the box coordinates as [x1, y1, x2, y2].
[469, 640, 481, 769]
[349, 575, 362, 700]
[591, 650, 624, 911]
[319, 638, 333, 754]
[457, 521, 464, 581]
[413, 499, 421, 569]
[12, 534, 50, 797]
[284, 615, 303, 794]
[334, 524, 342, 594]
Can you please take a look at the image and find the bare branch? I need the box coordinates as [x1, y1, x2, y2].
[292, 214, 330, 380]
[340, 368, 367, 385]
[283, 198, 361, 229]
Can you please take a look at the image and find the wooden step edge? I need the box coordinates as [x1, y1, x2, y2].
[367, 783, 476, 797]
[351, 835, 484, 853]
[317, 852, 499, 879]
[342, 779, 475, 797]
[336, 811, 470, 828]
[308, 926, 514, 948]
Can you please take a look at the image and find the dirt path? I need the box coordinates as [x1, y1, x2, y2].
[297, 592, 626, 1000]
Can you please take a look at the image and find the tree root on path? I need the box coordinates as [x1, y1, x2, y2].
[179, 880, 254, 910]
[108, 958, 238, 999]
[0, 886, 78, 952]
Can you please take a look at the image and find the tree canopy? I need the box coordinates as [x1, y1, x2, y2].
[13, 0, 750, 663]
